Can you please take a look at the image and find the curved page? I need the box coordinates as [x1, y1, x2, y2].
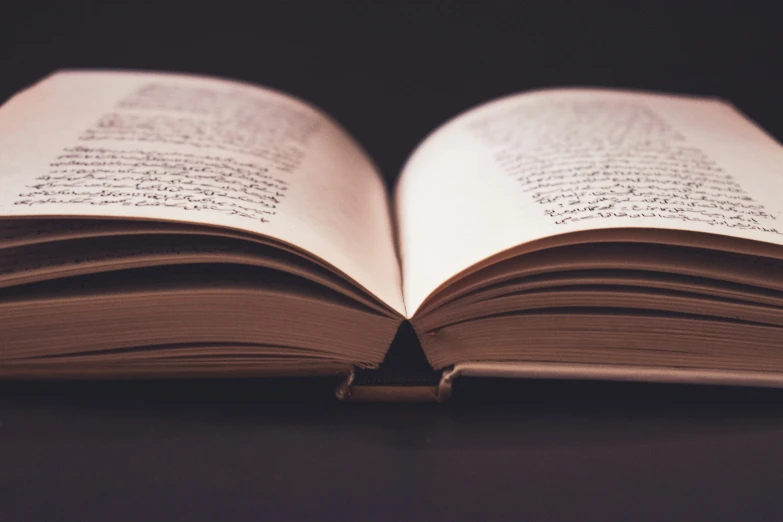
[0, 71, 404, 315]
[396, 88, 783, 316]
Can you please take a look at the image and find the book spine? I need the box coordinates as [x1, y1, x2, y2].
[335, 367, 452, 402]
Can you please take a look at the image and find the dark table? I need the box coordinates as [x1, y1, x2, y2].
[3, 378, 783, 521]
[2, 1, 783, 520]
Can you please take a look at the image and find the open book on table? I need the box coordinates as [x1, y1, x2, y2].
[1, 70, 782, 401]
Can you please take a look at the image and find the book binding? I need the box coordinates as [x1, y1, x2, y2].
[335, 366, 454, 402]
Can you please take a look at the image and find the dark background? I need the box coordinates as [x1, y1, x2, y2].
[3, 0, 783, 184]
[2, 1, 783, 520]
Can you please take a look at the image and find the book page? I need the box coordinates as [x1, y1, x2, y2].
[0, 71, 404, 314]
[396, 88, 783, 316]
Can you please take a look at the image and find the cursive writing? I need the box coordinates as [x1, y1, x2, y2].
[15, 147, 290, 222]
[470, 100, 780, 235]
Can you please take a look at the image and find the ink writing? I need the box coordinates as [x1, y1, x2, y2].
[81, 83, 322, 172]
[15, 147, 289, 222]
[470, 100, 780, 235]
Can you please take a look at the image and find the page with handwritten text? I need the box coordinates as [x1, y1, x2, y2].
[0, 71, 404, 314]
[397, 89, 783, 315]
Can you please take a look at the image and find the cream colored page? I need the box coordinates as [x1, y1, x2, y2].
[0, 71, 404, 314]
[396, 88, 783, 316]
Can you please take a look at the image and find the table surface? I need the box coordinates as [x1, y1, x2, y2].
[3, 378, 783, 521]
[2, 1, 783, 520]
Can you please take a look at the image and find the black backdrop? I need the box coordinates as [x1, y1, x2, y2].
[2, 1, 783, 521]
[4, 0, 783, 184]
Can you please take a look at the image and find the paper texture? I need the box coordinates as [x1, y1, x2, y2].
[396, 88, 783, 316]
[0, 71, 405, 314]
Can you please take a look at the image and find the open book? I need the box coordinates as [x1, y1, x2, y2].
[1, 70, 782, 401]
